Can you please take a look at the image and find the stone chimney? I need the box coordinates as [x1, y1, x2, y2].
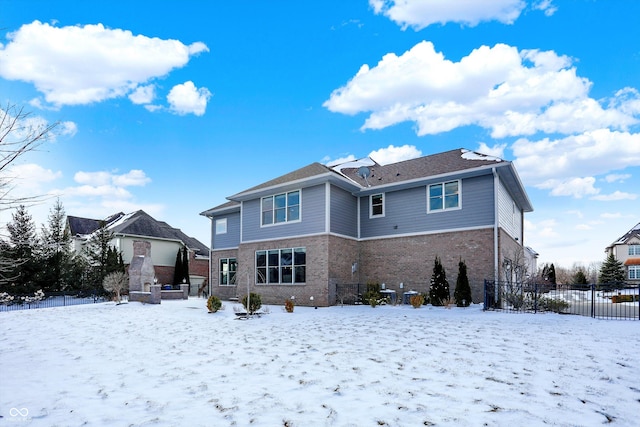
[128, 240, 155, 292]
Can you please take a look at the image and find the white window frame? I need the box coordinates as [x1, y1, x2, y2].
[369, 193, 385, 218]
[215, 218, 227, 234]
[628, 244, 640, 256]
[427, 180, 461, 213]
[261, 190, 301, 227]
[629, 265, 640, 280]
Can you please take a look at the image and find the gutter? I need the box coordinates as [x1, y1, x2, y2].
[493, 167, 499, 282]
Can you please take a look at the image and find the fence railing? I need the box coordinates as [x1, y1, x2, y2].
[484, 280, 640, 320]
[0, 291, 108, 312]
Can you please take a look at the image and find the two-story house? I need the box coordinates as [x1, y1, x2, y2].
[201, 148, 533, 306]
[605, 222, 640, 285]
[67, 210, 210, 294]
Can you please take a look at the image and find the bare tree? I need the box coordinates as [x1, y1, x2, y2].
[103, 271, 128, 304]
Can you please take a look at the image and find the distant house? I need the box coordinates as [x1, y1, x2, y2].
[67, 210, 210, 294]
[605, 222, 640, 285]
[201, 148, 534, 306]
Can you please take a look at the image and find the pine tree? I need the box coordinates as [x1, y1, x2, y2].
[39, 198, 73, 292]
[182, 246, 190, 285]
[84, 221, 118, 292]
[173, 249, 183, 285]
[6, 205, 40, 294]
[454, 259, 472, 307]
[429, 256, 450, 306]
[598, 254, 625, 284]
[541, 263, 557, 284]
[573, 269, 588, 285]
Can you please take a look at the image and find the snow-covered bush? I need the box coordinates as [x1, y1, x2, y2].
[22, 289, 45, 304]
[0, 292, 15, 304]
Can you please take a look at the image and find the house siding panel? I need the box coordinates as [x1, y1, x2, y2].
[242, 185, 326, 242]
[497, 178, 522, 240]
[360, 175, 494, 238]
[212, 211, 241, 249]
[330, 185, 358, 237]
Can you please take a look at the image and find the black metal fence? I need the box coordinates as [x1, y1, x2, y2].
[0, 291, 107, 312]
[484, 280, 640, 320]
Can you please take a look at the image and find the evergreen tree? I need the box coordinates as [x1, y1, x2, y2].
[429, 256, 450, 306]
[39, 198, 73, 292]
[541, 263, 557, 284]
[454, 259, 472, 307]
[572, 269, 588, 285]
[598, 254, 625, 284]
[5, 205, 40, 294]
[173, 249, 183, 285]
[84, 221, 119, 292]
[182, 246, 190, 285]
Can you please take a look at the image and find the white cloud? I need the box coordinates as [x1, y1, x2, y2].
[112, 170, 151, 187]
[533, 0, 557, 17]
[369, 0, 526, 30]
[0, 21, 208, 108]
[368, 144, 422, 165]
[536, 177, 599, 198]
[129, 85, 156, 105]
[5, 163, 62, 194]
[591, 191, 638, 201]
[324, 42, 638, 138]
[604, 173, 631, 183]
[74, 169, 151, 187]
[324, 154, 357, 167]
[167, 81, 212, 116]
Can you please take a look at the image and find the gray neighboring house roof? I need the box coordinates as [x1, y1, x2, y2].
[201, 148, 533, 216]
[609, 222, 640, 247]
[69, 210, 209, 256]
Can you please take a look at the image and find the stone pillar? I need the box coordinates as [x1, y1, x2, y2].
[129, 240, 156, 294]
[180, 284, 189, 300]
[150, 284, 161, 304]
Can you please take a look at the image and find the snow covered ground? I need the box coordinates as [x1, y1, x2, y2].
[1, 299, 638, 426]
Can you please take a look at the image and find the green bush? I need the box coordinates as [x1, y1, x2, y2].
[206, 295, 222, 313]
[538, 297, 569, 313]
[241, 292, 262, 314]
[362, 282, 381, 307]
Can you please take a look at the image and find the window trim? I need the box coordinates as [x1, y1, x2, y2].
[369, 193, 385, 218]
[219, 257, 237, 286]
[260, 190, 301, 227]
[215, 218, 227, 235]
[628, 244, 640, 256]
[629, 265, 640, 280]
[255, 247, 306, 285]
[427, 180, 461, 213]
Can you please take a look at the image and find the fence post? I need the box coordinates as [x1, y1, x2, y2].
[591, 284, 595, 318]
[534, 282, 538, 314]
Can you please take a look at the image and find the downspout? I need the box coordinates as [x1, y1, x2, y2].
[493, 167, 499, 282]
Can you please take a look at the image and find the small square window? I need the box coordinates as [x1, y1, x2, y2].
[215, 218, 227, 234]
[370, 193, 384, 217]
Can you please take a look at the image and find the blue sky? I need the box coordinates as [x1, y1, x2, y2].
[1, 0, 638, 269]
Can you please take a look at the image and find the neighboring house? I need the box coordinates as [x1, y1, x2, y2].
[605, 222, 640, 285]
[201, 148, 534, 306]
[67, 210, 210, 294]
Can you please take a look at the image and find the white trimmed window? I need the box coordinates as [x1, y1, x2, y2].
[219, 258, 237, 285]
[628, 245, 640, 256]
[428, 180, 460, 212]
[261, 190, 300, 226]
[370, 193, 385, 218]
[629, 265, 640, 280]
[215, 218, 227, 234]
[256, 247, 306, 284]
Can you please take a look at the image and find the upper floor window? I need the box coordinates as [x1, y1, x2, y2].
[215, 218, 227, 234]
[261, 190, 300, 226]
[370, 193, 385, 218]
[629, 244, 640, 256]
[428, 180, 460, 212]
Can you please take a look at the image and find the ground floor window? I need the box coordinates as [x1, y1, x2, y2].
[629, 265, 640, 280]
[219, 258, 237, 285]
[256, 247, 306, 284]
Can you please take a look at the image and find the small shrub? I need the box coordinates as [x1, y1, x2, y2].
[206, 295, 222, 313]
[409, 294, 424, 308]
[241, 292, 262, 314]
[284, 298, 295, 313]
[362, 282, 381, 306]
[538, 297, 569, 313]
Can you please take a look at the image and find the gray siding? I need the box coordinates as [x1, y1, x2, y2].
[360, 175, 495, 238]
[330, 185, 358, 237]
[212, 211, 241, 249]
[242, 184, 326, 242]
[497, 178, 522, 239]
